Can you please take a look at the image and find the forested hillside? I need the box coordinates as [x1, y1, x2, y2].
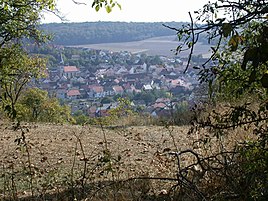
[41, 21, 184, 45]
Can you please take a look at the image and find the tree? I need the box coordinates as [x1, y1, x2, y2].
[73, 110, 90, 125]
[0, 0, 56, 48]
[0, 0, 120, 120]
[17, 88, 73, 123]
[91, 0, 121, 13]
[0, 0, 120, 48]
[168, 0, 268, 200]
[41, 97, 73, 123]
[18, 88, 47, 121]
[101, 96, 114, 104]
[0, 47, 46, 119]
[0, 0, 56, 118]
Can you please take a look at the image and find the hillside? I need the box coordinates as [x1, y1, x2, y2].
[0, 121, 249, 200]
[70, 35, 212, 57]
[0, 122, 191, 200]
[41, 21, 185, 46]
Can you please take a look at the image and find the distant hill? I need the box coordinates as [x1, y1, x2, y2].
[41, 21, 184, 46]
[70, 35, 212, 57]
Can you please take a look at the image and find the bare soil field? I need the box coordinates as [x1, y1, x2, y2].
[70, 35, 212, 57]
[0, 120, 254, 200]
[0, 123, 191, 173]
[0, 122, 195, 200]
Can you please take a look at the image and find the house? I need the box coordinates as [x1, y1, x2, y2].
[170, 86, 190, 96]
[151, 79, 162, 89]
[40, 79, 51, 90]
[91, 102, 119, 117]
[103, 86, 115, 96]
[123, 83, 136, 93]
[143, 84, 153, 91]
[95, 68, 107, 78]
[63, 66, 79, 79]
[152, 98, 171, 109]
[151, 108, 171, 117]
[88, 105, 98, 117]
[152, 102, 167, 109]
[115, 66, 128, 75]
[113, 85, 124, 95]
[88, 85, 105, 98]
[67, 89, 81, 100]
[87, 73, 97, 81]
[155, 98, 171, 103]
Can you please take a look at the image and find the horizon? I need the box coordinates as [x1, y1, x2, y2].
[41, 20, 186, 25]
[42, 0, 212, 24]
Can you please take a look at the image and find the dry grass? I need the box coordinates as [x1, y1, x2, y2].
[0, 119, 255, 200]
[0, 122, 194, 200]
[0, 123, 191, 172]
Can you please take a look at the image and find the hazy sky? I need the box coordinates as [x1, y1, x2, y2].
[42, 0, 211, 23]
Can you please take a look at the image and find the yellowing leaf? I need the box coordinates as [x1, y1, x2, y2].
[228, 35, 240, 51]
[95, 5, 100, 12]
[106, 5, 112, 13]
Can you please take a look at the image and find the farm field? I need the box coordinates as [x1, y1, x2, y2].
[0, 121, 254, 200]
[70, 35, 212, 57]
[0, 122, 193, 200]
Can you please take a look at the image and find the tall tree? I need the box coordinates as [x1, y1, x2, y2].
[0, 0, 55, 118]
[0, 47, 46, 118]
[0, 0, 56, 47]
[17, 88, 73, 123]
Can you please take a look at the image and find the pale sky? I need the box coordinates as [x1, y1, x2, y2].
[42, 0, 211, 23]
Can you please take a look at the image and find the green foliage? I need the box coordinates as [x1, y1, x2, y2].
[173, 0, 268, 200]
[0, 0, 56, 47]
[133, 89, 169, 105]
[91, 0, 121, 13]
[0, 46, 47, 119]
[0, 0, 57, 120]
[17, 88, 74, 123]
[94, 98, 135, 126]
[108, 98, 134, 118]
[73, 110, 90, 125]
[101, 97, 114, 104]
[240, 140, 268, 200]
[41, 22, 183, 46]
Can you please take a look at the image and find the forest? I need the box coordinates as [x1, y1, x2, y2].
[41, 21, 184, 45]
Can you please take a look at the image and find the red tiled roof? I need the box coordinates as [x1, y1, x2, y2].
[67, 89, 80, 96]
[113, 85, 124, 92]
[123, 83, 131, 90]
[153, 102, 166, 109]
[156, 98, 170, 103]
[63, 66, 79, 73]
[92, 86, 103, 93]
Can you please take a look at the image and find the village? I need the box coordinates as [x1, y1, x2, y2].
[37, 48, 201, 118]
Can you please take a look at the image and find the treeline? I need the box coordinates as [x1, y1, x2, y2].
[41, 21, 184, 45]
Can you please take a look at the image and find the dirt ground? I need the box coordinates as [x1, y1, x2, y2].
[0, 123, 193, 171]
[0, 121, 254, 200]
[0, 122, 196, 198]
